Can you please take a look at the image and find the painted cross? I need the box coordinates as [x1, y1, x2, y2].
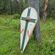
[21, 8, 36, 50]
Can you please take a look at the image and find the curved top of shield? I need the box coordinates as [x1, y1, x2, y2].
[20, 7, 38, 23]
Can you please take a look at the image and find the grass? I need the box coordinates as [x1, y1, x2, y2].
[0, 15, 55, 55]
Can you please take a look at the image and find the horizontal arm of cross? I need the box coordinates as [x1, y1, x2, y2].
[21, 17, 36, 23]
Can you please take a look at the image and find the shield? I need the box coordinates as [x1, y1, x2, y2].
[20, 7, 38, 52]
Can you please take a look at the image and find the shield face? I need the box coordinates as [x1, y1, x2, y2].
[20, 7, 38, 52]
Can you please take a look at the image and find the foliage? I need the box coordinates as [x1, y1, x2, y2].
[0, 0, 28, 14]
[40, 0, 55, 18]
[48, 0, 55, 18]
[0, 0, 55, 18]
[0, 15, 55, 55]
[0, 0, 20, 14]
[12, 14, 20, 19]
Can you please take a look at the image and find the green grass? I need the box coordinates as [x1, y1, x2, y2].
[0, 15, 55, 55]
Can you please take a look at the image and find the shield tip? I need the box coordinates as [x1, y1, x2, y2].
[21, 50, 23, 53]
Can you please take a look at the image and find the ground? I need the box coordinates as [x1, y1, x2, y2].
[0, 15, 55, 55]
